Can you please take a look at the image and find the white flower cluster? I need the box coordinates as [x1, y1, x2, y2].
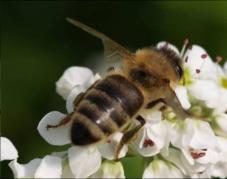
[1, 42, 227, 178]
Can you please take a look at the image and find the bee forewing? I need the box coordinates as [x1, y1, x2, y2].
[66, 17, 134, 62]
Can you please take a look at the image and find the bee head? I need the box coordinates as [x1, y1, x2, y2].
[126, 46, 183, 90]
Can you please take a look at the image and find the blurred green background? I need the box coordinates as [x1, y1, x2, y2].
[1, 1, 227, 178]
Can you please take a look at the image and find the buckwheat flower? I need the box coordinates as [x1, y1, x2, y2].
[167, 118, 219, 168]
[132, 111, 169, 157]
[0, 137, 18, 161]
[143, 157, 184, 178]
[91, 160, 125, 178]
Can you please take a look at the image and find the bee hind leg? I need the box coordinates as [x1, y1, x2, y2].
[114, 116, 145, 160]
[46, 114, 72, 130]
[46, 92, 86, 130]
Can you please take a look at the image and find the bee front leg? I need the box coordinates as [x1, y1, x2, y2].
[114, 116, 145, 160]
[163, 86, 192, 119]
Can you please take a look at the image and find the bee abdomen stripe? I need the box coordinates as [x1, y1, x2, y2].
[77, 101, 118, 135]
[95, 75, 144, 117]
[70, 113, 104, 145]
[84, 89, 113, 112]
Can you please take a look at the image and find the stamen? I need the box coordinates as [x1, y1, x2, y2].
[143, 139, 154, 148]
[180, 38, 190, 58]
[215, 56, 223, 63]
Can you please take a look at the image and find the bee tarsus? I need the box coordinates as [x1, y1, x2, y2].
[115, 115, 146, 160]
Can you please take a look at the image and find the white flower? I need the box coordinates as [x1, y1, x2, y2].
[0, 137, 18, 161]
[132, 111, 169, 157]
[9, 155, 62, 178]
[143, 158, 184, 178]
[167, 118, 219, 166]
[91, 160, 125, 178]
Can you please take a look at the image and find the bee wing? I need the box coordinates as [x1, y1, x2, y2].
[66, 18, 134, 62]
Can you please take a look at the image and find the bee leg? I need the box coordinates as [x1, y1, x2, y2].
[46, 92, 86, 130]
[46, 114, 72, 129]
[146, 99, 165, 109]
[115, 116, 145, 160]
[164, 86, 192, 119]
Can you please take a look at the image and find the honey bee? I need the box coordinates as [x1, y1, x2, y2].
[47, 18, 191, 159]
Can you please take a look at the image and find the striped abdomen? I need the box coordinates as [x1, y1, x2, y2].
[70, 74, 144, 145]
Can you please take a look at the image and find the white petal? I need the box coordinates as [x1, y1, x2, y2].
[188, 79, 220, 108]
[62, 163, 75, 178]
[179, 150, 207, 174]
[183, 45, 217, 80]
[143, 159, 183, 178]
[174, 86, 191, 109]
[89, 73, 102, 84]
[66, 86, 85, 113]
[165, 120, 184, 148]
[34, 155, 62, 178]
[214, 114, 227, 138]
[68, 146, 101, 178]
[163, 148, 187, 175]
[213, 88, 227, 114]
[185, 119, 217, 150]
[140, 110, 162, 124]
[156, 41, 180, 55]
[9, 159, 41, 178]
[37, 111, 71, 146]
[91, 161, 125, 178]
[0, 137, 18, 161]
[224, 61, 227, 75]
[216, 136, 227, 158]
[196, 149, 219, 164]
[210, 162, 227, 178]
[56, 66, 94, 99]
[98, 132, 128, 160]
